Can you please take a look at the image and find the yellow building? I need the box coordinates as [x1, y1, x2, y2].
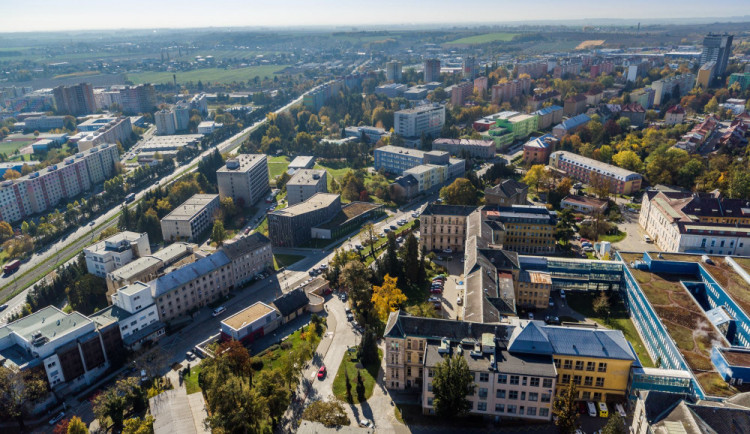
[485, 206, 557, 254]
[515, 270, 552, 309]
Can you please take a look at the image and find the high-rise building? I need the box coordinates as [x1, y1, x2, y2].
[449, 81, 474, 106]
[423, 59, 441, 83]
[462, 56, 480, 80]
[386, 60, 403, 82]
[174, 104, 190, 131]
[119, 84, 157, 114]
[53, 83, 95, 115]
[394, 104, 445, 142]
[216, 154, 270, 208]
[696, 61, 716, 89]
[285, 169, 328, 206]
[154, 109, 177, 135]
[700, 33, 733, 81]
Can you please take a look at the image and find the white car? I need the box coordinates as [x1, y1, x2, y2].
[443, 248, 453, 254]
[212, 306, 226, 317]
[359, 419, 373, 428]
[49, 411, 65, 426]
[616, 403, 627, 417]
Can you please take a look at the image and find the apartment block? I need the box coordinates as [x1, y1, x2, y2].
[84, 231, 151, 278]
[160, 194, 219, 242]
[74, 116, 133, 152]
[484, 206, 557, 255]
[432, 138, 495, 159]
[386, 60, 403, 82]
[155, 109, 177, 135]
[268, 193, 341, 247]
[651, 74, 695, 106]
[217, 154, 270, 208]
[516, 61, 548, 79]
[563, 94, 587, 117]
[696, 61, 716, 89]
[700, 33, 733, 80]
[450, 81, 474, 106]
[423, 59, 441, 83]
[515, 271, 552, 309]
[484, 179, 528, 206]
[118, 84, 157, 115]
[286, 169, 328, 206]
[552, 114, 591, 139]
[0, 143, 120, 223]
[549, 151, 642, 195]
[374, 145, 463, 176]
[665, 105, 686, 125]
[491, 78, 531, 105]
[53, 83, 95, 115]
[533, 105, 563, 130]
[394, 104, 445, 142]
[729, 72, 750, 91]
[419, 203, 476, 252]
[220, 233, 273, 287]
[106, 242, 195, 295]
[93, 281, 164, 351]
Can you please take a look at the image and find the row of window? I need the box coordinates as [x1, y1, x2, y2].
[560, 374, 605, 388]
[426, 398, 549, 417]
[554, 359, 607, 372]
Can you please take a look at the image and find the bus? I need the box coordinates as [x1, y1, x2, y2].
[3, 260, 21, 275]
[125, 193, 136, 203]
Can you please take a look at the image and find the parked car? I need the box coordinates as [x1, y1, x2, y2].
[545, 315, 561, 325]
[317, 366, 326, 380]
[390, 225, 397, 231]
[186, 351, 195, 361]
[411, 212, 419, 218]
[528, 312, 534, 320]
[615, 403, 627, 418]
[0, 304, 7, 312]
[359, 419, 373, 428]
[457, 297, 463, 306]
[443, 248, 453, 254]
[587, 401, 597, 417]
[644, 235, 653, 243]
[598, 402, 609, 418]
[49, 412, 65, 426]
[212, 306, 226, 317]
[396, 237, 404, 243]
[428, 296, 440, 303]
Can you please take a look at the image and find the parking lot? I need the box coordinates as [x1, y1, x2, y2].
[432, 254, 465, 320]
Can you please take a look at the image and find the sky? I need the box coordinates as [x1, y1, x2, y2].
[1, 0, 748, 32]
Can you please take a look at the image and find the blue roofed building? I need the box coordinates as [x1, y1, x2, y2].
[552, 114, 591, 139]
[533, 105, 563, 129]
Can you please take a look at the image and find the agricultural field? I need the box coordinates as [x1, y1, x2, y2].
[126, 64, 291, 85]
[575, 40, 606, 50]
[447, 32, 519, 45]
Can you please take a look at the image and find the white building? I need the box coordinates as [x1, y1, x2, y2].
[285, 169, 328, 206]
[394, 104, 445, 143]
[161, 194, 220, 242]
[103, 281, 164, 350]
[216, 154, 270, 208]
[84, 231, 151, 278]
[190, 93, 208, 116]
[197, 121, 223, 134]
[154, 109, 177, 135]
[74, 116, 133, 152]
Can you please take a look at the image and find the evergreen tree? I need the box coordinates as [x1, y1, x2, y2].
[553, 381, 579, 434]
[403, 233, 420, 286]
[432, 353, 475, 419]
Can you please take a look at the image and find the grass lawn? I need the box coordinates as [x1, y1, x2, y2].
[332, 349, 383, 404]
[273, 253, 304, 270]
[184, 365, 203, 395]
[268, 155, 290, 181]
[598, 230, 626, 243]
[447, 32, 519, 45]
[566, 292, 655, 368]
[127, 65, 291, 85]
[0, 141, 31, 155]
[256, 323, 325, 372]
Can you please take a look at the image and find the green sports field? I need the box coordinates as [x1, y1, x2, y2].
[447, 33, 519, 45]
[126, 65, 291, 85]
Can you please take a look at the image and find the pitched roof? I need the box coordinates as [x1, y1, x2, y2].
[384, 310, 513, 341]
[421, 203, 477, 216]
[220, 233, 271, 261]
[508, 321, 554, 354]
[151, 251, 230, 298]
[272, 288, 309, 317]
[541, 325, 637, 360]
[485, 179, 528, 199]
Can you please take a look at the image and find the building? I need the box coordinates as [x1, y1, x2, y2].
[697, 61, 716, 88]
[419, 203, 476, 252]
[630, 88, 656, 110]
[374, 145, 464, 180]
[553, 62, 581, 79]
[106, 242, 195, 295]
[154, 109, 177, 135]
[303, 80, 344, 112]
[119, 84, 156, 114]
[160, 194, 220, 242]
[563, 94, 587, 117]
[74, 116, 133, 152]
[729, 72, 750, 92]
[394, 104, 445, 143]
[404, 86, 430, 101]
[0, 143, 120, 223]
[23, 115, 65, 131]
[220, 233, 273, 287]
[528, 90, 560, 111]
[722, 98, 747, 115]
[0, 306, 122, 392]
[450, 81, 474, 106]
[485, 179, 528, 206]
[463, 56, 480, 80]
[272, 288, 310, 323]
[386, 60, 403, 82]
[620, 103, 646, 127]
[516, 61, 548, 79]
[423, 59, 441, 83]
[388, 175, 420, 202]
[220, 302, 281, 344]
[700, 33, 733, 81]
[674, 115, 719, 153]
[216, 154, 270, 208]
[561, 195, 608, 215]
[485, 206, 557, 254]
[585, 89, 603, 106]
[515, 271, 552, 309]
[344, 126, 390, 144]
[549, 151, 642, 195]
[522, 134, 557, 164]
[309, 201, 384, 241]
[432, 138, 495, 159]
[287, 156, 315, 171]
[84, 231, 151, 278]
[53, 83, 95, 115]
[651, 74, 695, 106]
[533, 105, 563, 130]
[0, 161, 38, 177]
[285, 169, 328, 206]
[639, 190, 750, 254]
[589, 62, 614, 78]
[474, 76, 488, 97]
[552, 114, 591, 139]
[665, 105, 686, 125]
[494, 112, 539, 140]
[190, 92, 209, 116]
[491, 78, 531, 105]
[268, 193, 341, 247]
[375, 83, 407, 98]
[93, 281, 164, 350]
[150, 251, 233, 322]
[197, 121, 222, 134]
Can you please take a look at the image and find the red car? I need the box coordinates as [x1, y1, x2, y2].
[317, 366, 326, 380]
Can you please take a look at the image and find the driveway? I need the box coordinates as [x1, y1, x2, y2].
[611, 208, 658, 253]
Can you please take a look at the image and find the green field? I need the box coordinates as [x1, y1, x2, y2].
[268, 155, 290, 181]
[184, 365, 203, 395]
[447, 32, 519, 45]
[0, 141, 31, 156]
[127, 65, 291, 85]
[332, 349, 383, 404]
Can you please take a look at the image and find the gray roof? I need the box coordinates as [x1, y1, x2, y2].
[271, 193, 340, 218]
[485, 179, 528, 199]
[0, 306, 92, 344]
[509, 322, 637, 361]
[286, 169, 326, 186]
[220, 233, 271, 261]
[422, 203, 477, 217]
[384, 310, 513, 342]
[288, 155, 314, 169]
[272, 288, 309, 317]
[151, 251, 230, 298]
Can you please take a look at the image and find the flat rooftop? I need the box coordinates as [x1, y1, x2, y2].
[162, 194, 218, 221]
[288, 156, 314, 169]
[287, 169, 326, 186]
[272, 193, 339, 218]
[0, 306, 91, 344]
[315, 202, 381, 230]
[222, 302, 276, 331]
[218, 154, 267, 173]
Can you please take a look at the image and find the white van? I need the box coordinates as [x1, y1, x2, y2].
[587, 401, 597, 417]
[644, 235, 653, 243]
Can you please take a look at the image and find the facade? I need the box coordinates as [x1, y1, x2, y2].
[216, 154, 270, 208]
[585, 90, 603, 106]
[288, 156, 315, 171]
[485, 179, 529, 206]
[549, 151, 642, 195]
[474, 76, 488, 97]
[485, 206, 557, 255]
[197, 121, 222, 134]
[344, 126, 390, 144]
[374, 145, 463, 179]
[516, 61, 548, 79]
[419, 203, 476, 252]
[515, 270, 552, 309]
[160, 194, 220, 242]
[450, 81, 474, 106]
[494, 113, 539, 140]
[220, 302, 281, 344]
[375, 83, 407, 98]
[620, 103, 646, 127]
[665, 105, 686, 125]
[0, 143, 119, 223]
[272, 288, 310, 323]
[119, 84, 156, 114]
[0, 306, 122, 392]
[563, 94, 587, 117]
[105, 242, 195, 295]
[190, 92, 209, 116]
[674, 115, 719, 153]
[75, 116, 133, 152]
[310, 202, 384, 241]
[394, 104, 445, 142]
[696, 61, 716, 88]
[154, 109, 177, 135]
[729, 73, 750, 92]
[285, 169, 328, 206]
[386, 60, 403, 82]
[522, 134, 557, 164]
[432, 138, 495, 159]
[84, 231, 150, 278]
[94, 281, 164, 350]
[268, 193, 341, 247]
[221, 233, 273, 287]
[631, 88, 656, 110]
[651, 74, 695, 106]
[462, 57, 480, 80]
[423, 59, 441, 83]
[700, 33, 733, 80]
[24, 115, 64, 131]
[53, 83, 95, 115]
[533, 105, 563, 130]
[303, 80, 345, 112]
[639, 190, 750, 255]
[561, 195, 608, 215]
[491, 78, 531, 105]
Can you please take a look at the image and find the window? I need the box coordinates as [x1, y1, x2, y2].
[509, 390, 519, 400]
[477, 402, 487, 412]
[596, 377, 605, 387]
[593, 392, 602, 401]
[563, 360, 572, 369]
[521, 392, 526, 400]
[527, 407, 537, 416]
[598, 363, 607, 373]
[479, 372, 489, 382]
[496, 389, 506, 399]
[586, 361, 595, 371]
[428, 369, 433, 378]
[541, 393, 551, 403]
[529, 392, 538, 402]
[478, 388, 488, 399]
[540, 408, 549, 417]
[530, 377, 540, 387]
[498, 374, 507, 384]
[573, 375, 581, 385]
[427, 383, 433, 392]
[575, 361, 584, 371]
[510, 375, 520, 385]
[584, 376, 593, 386]
[561, 374, 570, 384]
[582, 391, 591, 400]
[495, 403, 505, 413]
[543, 379, 553, 388]
[507, 405, 517, 414]
[427, 397, 433, 406]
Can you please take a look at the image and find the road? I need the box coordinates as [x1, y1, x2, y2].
[0, 81, 332, 322]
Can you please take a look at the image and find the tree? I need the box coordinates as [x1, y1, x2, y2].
[211, 219, 227, 246]
[555, 208, 577, 245]
[0, 221, 13, 242]
[92, 377, 143, 433]
[67, 416, 89, 434]
[439, 178, 479, 206]
[66, 274, 108, 315]
[204, 375, 267, 434]
[358, 326, 380, 365]
[553, 381, 579, 434]
[589, 173, 611, 200]
[601, 413, 627, 434]
[2, 169, 20, 180]
[704, 96, 719, 113]
[362, 223, 377, 259]
[254, 369, 291, 430]
[0, 367, 48, 431]
[301, 399, 350, 427]
[522, 165, 550, 194]
[612, 150, 644, 173]
[372, 274, 407, 321]
[432, 353, 475, 419]
[406, 302, 440, 318]
[402, 233, 421, 286]
[593, 292, 611, 320]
